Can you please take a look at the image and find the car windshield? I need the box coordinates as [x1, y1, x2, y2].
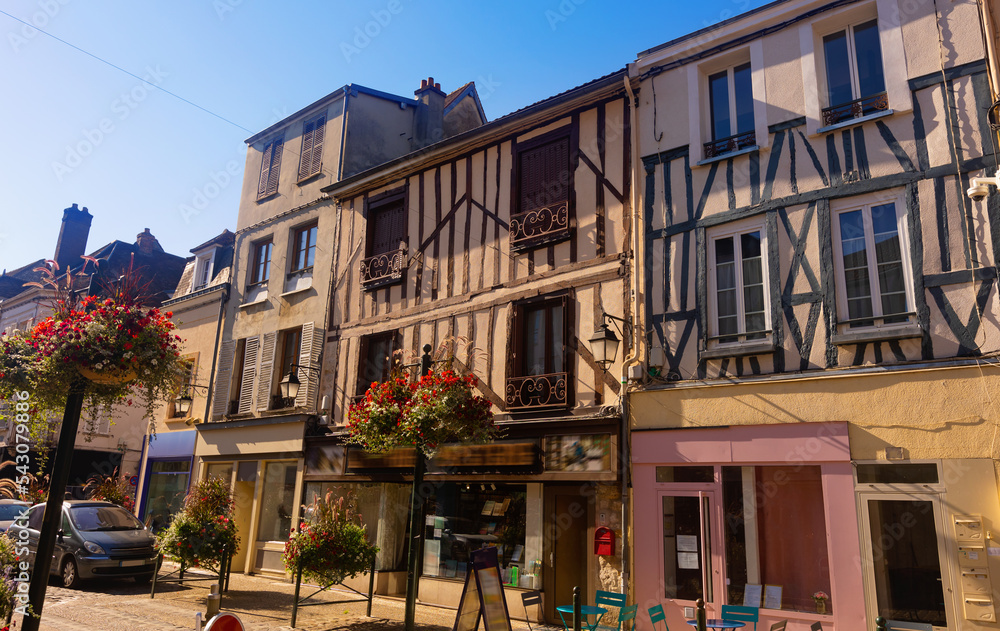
[69, 505, 143, 532]
[0, 505, 28, 521]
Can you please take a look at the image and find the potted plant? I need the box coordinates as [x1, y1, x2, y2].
[813, 590, 830, 614]
[84, 468, 135, 512]
[155, 477, 239, 573]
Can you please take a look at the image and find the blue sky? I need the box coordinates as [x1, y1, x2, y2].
[0, 0, 770, 273]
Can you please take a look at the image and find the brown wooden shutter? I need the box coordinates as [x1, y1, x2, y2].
[298, 115, 325, 180]
[371, 200, 406, 256]
[519, 137, 569, 212]
[258, 137, 284, 197]
[296, 322, 322, 408]
[309, 116, 325, 176]
[237, 336, 259, 414]
[257, 143, 273, 196]
[212, 339, 236, 419]
[256, 331, 277, 411]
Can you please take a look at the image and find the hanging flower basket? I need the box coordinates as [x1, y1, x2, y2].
[77, 366, 138, 386]
[346, 369, 498, 457]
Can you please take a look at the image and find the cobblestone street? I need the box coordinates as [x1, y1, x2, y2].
[10, 568, 548, 631]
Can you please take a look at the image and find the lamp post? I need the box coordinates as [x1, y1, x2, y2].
[588, 313, 630, 372]
[277, 364, 320, 408]
[404, 344, 433, 631]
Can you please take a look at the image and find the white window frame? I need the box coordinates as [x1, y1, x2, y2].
[706, 218, 771, 349]
[689, 41, 768, 165]
[823, 21, 881, 105]
[191, 249, 216, 292]
[801, 0, 911, 135]
[707, 63, 754, 140]
[830, 192, 915, 333]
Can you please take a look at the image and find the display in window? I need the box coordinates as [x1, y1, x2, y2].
[544, 434, 611, 471]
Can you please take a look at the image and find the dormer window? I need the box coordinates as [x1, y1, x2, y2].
[192, 250, 216, 292]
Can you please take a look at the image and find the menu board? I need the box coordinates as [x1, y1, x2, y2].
[453, 547, 512, 631]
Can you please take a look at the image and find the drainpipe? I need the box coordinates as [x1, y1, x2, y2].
[620, 70, 644, 598]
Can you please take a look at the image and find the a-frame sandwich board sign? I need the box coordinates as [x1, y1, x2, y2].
[453, 547, 513, 631]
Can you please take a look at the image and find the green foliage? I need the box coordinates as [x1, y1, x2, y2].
[84, 468, 135, 512]
[0, 534, 19, 622]
[283, 491, 378, 587]
[155, 477, 239, 571]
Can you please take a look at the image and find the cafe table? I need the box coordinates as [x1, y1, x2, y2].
[556, 604, 607, 631]
[685, 620, 747, 631]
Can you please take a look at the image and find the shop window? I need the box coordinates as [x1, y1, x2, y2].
[832, 197, 914, 333]
[257, 134, 283, 200]
[256, 462, 297, 543]
[821, 19, 887, 125]
[356, 331, 399, 398]
[205, 463, 234, 486]
[422, 483, 527, 580]
[507, 295, 570, 411]
[512, 132, 571, 250]
[855, 463, 939, 485]
[707, 220, 770, 348]
[705, 63, 755, 159]
[361, 190, 407, 288]
[143, 459, 191, 533]
[302, 483, 383, 549]
[721, 465, 831, 614]
[544, 435, 612, 472]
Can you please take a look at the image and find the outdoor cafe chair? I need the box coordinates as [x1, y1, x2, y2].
[720, 605, 759, 631]
[595, 591, 627, 609]
[648, 604, 669, 631]
[596, 604, 637, 631]
[520, 590, 542, 631]
[768, 622, 787, 631]
[810, 623, 823, 631]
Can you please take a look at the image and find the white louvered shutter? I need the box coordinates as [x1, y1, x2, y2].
[295, 322, 323, 409]
[212, 340, 236, 419]
[256, 331, 277, 411]
[238, 336, 259, 414]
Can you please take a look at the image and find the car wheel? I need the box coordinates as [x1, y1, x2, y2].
[60, 557, 80, 589]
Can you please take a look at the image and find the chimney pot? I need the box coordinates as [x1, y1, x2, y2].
[421, 79, 427, 89]
[54, 203, 93, 271]
[434, 82, 440, 90]
[428, 76, 434, 85]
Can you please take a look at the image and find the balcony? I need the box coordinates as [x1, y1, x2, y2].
[510, 202, 569, 250]
[505, 372, 568, 411]
[822, 92, 889, 126]
[703, 130, 756, 159]
[360, 247, 406, 288]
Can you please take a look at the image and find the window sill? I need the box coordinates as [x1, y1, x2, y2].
[239, 298, 268, 309]
[831, 323, 922, 345]
[256, 191, 279, 203]
[695, 145, 759, 167]
[816, 109, 894, 135]
[700, 340, 775, 360]
[296, 171, 324, 186]
[279, 286, 312, 298]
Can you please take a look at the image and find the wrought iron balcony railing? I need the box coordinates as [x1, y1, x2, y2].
[510, 202, 569, 250]
[822, 92, 889, 126]
[505, 372, 568, 411]
[360, 247, 406, 288]
[703, 130, 756, 159]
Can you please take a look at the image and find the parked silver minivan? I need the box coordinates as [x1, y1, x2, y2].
[9, 500, 157, 588]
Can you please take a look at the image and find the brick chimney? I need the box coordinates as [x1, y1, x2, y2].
[413, 76, 446, 149]
[54, 203, 93, 271]
[135, 228, 163, 255]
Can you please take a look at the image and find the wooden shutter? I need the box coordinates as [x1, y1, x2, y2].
[370, 200, 406, 256]
[298, 115, 325, 181]
[519, 136, 569, 212]
[295, 322, 323, 409]
[212, 339, 236, 419]
[257, 137, 283, 198]
[256, 331, 277, 411]
[237, 336, 259, 414]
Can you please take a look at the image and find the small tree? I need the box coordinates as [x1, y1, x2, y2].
[155, 477, 239, 572]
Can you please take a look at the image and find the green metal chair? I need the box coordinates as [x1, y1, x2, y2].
[594, 591, 629, 631]
[648, 604, 669, 631]
[596, 604, 637, 631]
[720, 605, 759, 631]
[520, 590, 542, 631]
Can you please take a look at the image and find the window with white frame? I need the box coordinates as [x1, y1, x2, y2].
[821, 19, 887, 125]
[708, 221, 769, 345]
[832, 196, 913, 330]
[192, 251, 215, 292]
[705, 63, 755, 158]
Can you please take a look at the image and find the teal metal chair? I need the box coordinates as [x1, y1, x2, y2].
[593, 591, 629, 631]
[596, 604, 637, 631]
[720, 605, 759, 631]
[648, 604, 669, 631]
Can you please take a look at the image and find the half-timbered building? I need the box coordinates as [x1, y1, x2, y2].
[314, 70, 634, 623]
[197, 80, 486, 576]
[629, 1, 1000, 630]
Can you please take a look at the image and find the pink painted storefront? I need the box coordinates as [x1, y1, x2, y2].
[632, 422, 864, 631]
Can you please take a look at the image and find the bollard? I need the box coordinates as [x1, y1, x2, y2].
[206, 583, 221, 620]
[194, 612, 202, 630]
[573, 586, 581, 631]
[695, 598, 706, 631]
[875, 616, 887, 631]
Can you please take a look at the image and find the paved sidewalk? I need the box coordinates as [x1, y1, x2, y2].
[10, 567, 558, 631]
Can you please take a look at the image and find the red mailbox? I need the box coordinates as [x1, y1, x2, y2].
[594, 526, 615, 556]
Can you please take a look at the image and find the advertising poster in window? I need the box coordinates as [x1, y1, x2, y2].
[544, 434, 611, 471]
